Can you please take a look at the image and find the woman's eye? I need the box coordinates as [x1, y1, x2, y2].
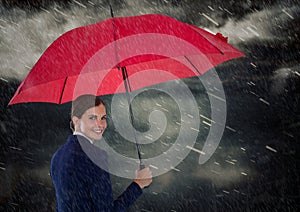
[89, 116, 97, 120]
[101, 116, 107, 121]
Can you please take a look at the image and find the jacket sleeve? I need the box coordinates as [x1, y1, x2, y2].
[54, 163, 143, 212]
[112, 182, 143, 212]
[90, 170, 143, 212]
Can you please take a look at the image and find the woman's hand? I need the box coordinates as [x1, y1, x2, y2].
[134, 167, 152, 189]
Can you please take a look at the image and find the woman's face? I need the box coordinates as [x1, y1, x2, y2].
[72, 104, 107, 141]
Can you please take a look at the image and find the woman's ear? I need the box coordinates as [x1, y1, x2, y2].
[72, 116, 79, 127]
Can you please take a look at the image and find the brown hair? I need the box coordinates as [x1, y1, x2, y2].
[70, 94, 105, 131]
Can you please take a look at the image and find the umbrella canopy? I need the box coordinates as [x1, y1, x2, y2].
[9, 14, 244, 105]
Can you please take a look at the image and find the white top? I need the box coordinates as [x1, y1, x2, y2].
[73, 131, 94, 144]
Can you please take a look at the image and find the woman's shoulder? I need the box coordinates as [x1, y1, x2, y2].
[52, 135, 87, 164]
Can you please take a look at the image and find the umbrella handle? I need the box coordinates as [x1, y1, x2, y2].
[139, 161, 145, 170]
[139, 161, 150, 189]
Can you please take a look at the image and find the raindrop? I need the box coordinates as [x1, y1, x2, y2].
[200, 13, 219, 27]
[265, 145, 277, 153]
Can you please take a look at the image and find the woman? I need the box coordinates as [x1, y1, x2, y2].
[50, 94, 152, 211]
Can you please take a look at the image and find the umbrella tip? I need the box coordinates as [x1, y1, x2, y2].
[215, 33, 228, 43]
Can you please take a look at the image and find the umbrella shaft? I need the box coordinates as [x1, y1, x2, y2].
[106, 0, 114, 18]
[121, 67, 144, 168]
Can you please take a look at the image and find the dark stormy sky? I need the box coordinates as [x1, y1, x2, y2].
[0, 0, 300, 211]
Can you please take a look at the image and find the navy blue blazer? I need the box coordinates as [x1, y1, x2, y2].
[50, 135, 142, 211]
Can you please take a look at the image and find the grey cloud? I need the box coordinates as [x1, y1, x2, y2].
[271, 65, 300, 95]
[0, 0, 185, 80]
[209, 5, 300, 44]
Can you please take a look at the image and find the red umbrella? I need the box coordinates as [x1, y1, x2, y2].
[9, 14, 244, 169]
[9, 14, 244, 105]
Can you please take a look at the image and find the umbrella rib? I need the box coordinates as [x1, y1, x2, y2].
[59, 77, 68, 104]
[124, 66, 133, 92]
[184, 56, 202, 76]
[206, 39, 224, 55]
[189, 26, 225, 55]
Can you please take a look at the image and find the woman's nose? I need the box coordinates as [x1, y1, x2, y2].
[96, 119, 106, 126]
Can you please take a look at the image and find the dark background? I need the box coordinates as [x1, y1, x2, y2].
[0, 0, 299, 211]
